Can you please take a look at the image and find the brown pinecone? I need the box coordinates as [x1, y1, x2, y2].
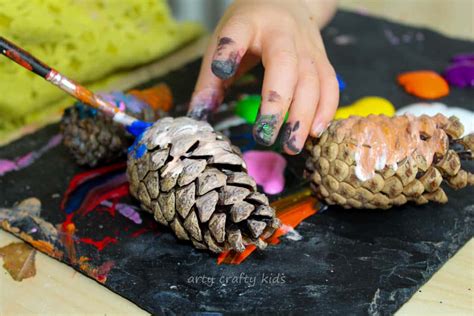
[127, 117, 280, 253]
[60, 92, 156, 167]
[305, 114, 473, 209]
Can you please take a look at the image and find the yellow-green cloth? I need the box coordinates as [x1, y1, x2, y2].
[0, 0, 203, 139]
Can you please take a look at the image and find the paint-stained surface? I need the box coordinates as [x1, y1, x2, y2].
[0, 242, 37, 281]
[0, 11, 473, 315]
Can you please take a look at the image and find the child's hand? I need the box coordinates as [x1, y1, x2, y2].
[188, 0, 338, 155]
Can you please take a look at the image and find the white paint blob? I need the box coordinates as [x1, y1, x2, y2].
[396, 103, 474, 135]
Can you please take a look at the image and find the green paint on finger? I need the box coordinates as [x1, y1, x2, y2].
[235, 95, 288, 124]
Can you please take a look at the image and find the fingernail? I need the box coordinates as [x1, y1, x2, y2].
[187, 88, 221, 121]
[312, 122, 327, 137]
[211, 37, 242, 80]
[254, 112, 280, 146]
[281, 121, 301, 154]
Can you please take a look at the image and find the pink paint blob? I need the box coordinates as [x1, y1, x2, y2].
[0, 134, 62, 176]
[243, 150, 287, 195]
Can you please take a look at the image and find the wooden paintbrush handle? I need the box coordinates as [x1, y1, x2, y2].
[0, 37, 52, 78]
[0, 36, 138, 127]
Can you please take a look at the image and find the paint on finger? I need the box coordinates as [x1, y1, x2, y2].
[281, 121, 301, 154]
[211, 37, 242, 80]
[187, 88, 221, 121]
[254, 113, 280, 146]
[267, 90, 281, 103]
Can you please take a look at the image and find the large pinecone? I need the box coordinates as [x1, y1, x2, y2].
[127, 117, 280, 253]
[61, 92, 156, 167]
[305, 114, 473, 209]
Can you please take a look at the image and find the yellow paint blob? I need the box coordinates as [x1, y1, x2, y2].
[335, 97, 396, 120]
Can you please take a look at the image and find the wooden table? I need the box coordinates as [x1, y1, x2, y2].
[0, 35, 472, 316]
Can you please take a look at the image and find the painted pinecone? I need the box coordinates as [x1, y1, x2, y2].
[305, 114, 473, 209]
[127, 117, 280, 253]
[60, 92, 156, 167]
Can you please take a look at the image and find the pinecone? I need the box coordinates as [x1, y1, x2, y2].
[60, 91, 156, 167]
[127, 117, 280, 253]
[305, 114, 473, 209]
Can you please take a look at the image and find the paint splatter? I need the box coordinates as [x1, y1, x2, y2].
[267, 90, 281, 103]
[211, 50, 242, 80]
[79, 236, 118, 251]
[254, 114, 279, 146]
[0, 242, 37, 281]
[396, 102, 474, 135]
[128, 84, 173, 113]
[212, 37, 241, 79]
[101, 200, 142, 224]
[218, 189, 318, 265]
[0, 134, 62, 176]
[397, 71, 450, 99]
[61, 162, 128, 215]
[335, 96, 396, 120]
[0, 198, 60, 248]
[444, 53, 474, 88]
[243, 150, 286, 195]
[281, 121, 301, 154]
[187, 88, 222, 121]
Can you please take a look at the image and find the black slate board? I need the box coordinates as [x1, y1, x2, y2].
[1, 10, 473, 315]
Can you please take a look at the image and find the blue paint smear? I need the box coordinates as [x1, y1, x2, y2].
[63, 169, 125, 214]
[126, 120, 153, 138]
[75, 102, 98, 119]
[127, 126, 146, 154]
[337, 74, 346, 91]
[135, 144, 147, 159]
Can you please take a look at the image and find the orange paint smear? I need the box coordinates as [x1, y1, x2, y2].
[1, 220, 63, 259]
[129, 84, 173, 112]
[59, 220, 77, 264]
[77, 256, 114, 283]
[218, 189, 318, 265]
[397, 70, 449, 99]
[334, 114, 449, 181]
[75, 85, 120, 117]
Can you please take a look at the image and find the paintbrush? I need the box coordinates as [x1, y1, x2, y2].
[0, 37, 151, 137]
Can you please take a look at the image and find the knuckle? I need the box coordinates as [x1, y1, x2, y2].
[300, 68, 319, 82]
[274, 49, 298, 66]
[223, 15, 251, 33]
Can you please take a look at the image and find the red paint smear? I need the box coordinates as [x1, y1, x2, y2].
[79, 236, 118, 251]
[130, 221, 159, 238]
[218, 194, 318, 265]
[6, 49, 33, 71]
[61, 162, 127, 210]
[130, 227, 150, 238]
[96, 260, 115, 283]
[80, 182, 129, 216]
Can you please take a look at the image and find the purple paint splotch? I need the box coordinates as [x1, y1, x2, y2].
[444, 53, 474, 88]
[116, 203, 142, 224]
[0, 134, 62, 176]
[100, 200, 142, 224]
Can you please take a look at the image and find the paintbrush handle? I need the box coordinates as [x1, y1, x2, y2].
[0, 36, 137, 127]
